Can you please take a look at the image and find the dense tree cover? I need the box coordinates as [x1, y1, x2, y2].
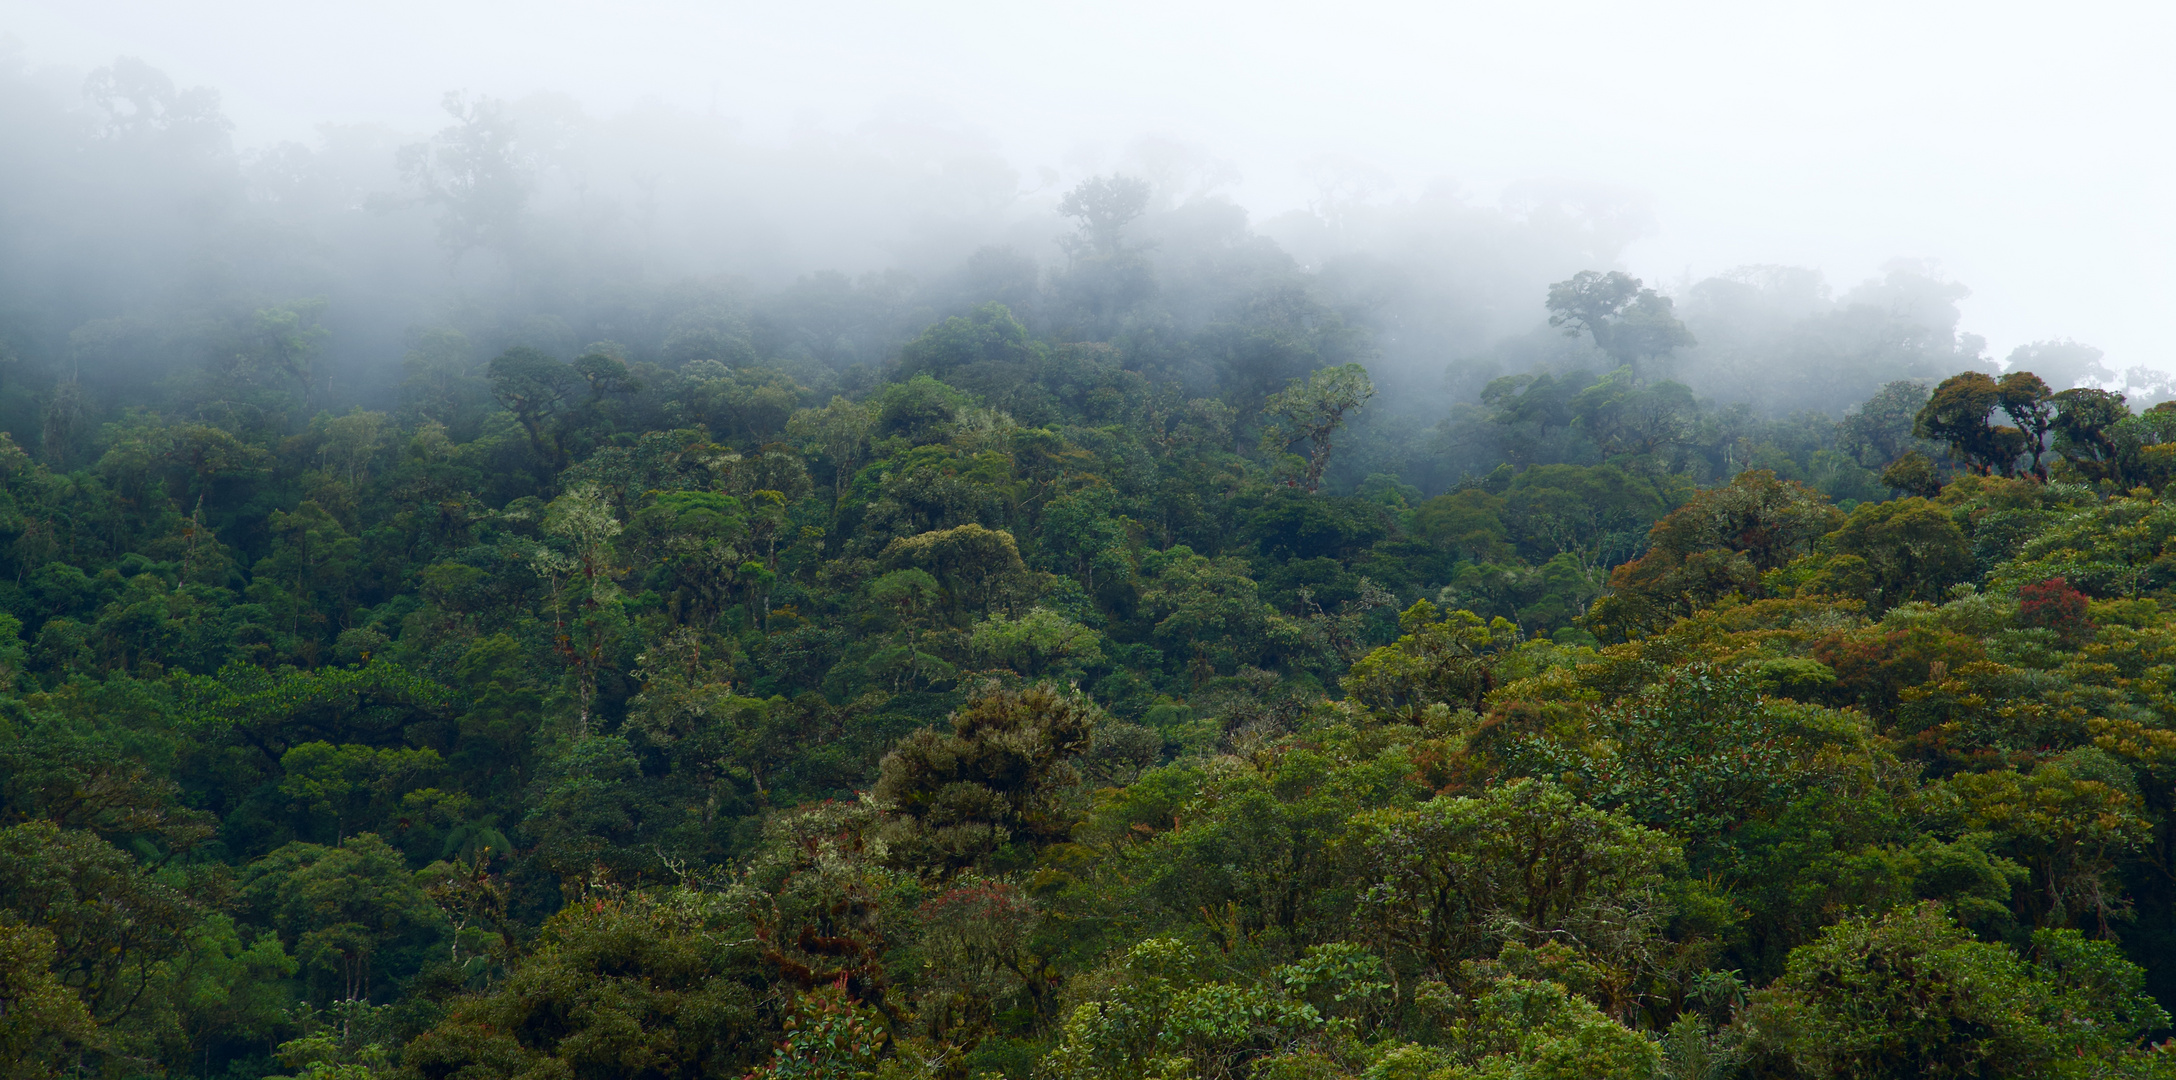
[13, 52, 2176, 1080]
[11, 286, 2176, 1078]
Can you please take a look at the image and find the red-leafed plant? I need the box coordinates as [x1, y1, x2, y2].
[2018, 577, 2092, 646]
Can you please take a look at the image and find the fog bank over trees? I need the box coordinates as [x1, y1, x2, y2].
[1, 51, 2164, 492]
[20, 34, 2176, 1080]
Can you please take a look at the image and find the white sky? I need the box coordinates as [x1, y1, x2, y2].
[6, 0, 2171, 368]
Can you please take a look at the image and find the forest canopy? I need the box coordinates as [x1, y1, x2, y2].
[7, 54, 2176, 1080]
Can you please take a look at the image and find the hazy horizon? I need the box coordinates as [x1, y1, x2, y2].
[6, 0, 2170, 373]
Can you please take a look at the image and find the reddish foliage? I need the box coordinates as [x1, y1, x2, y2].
[2017, 577, 2091, 644]
[915, 880, 1034, 926]
[1811, 625, 1985, 720]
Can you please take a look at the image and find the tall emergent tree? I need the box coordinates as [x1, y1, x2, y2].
[1915, 371, 2027, 476]
[1053, 175, 1157, 334]
[394, 92, 531, 260]
[1545, 270, 1696, 380]
[1056, 175, 1152, 261]
[1995, 370, 2054, 480]
[1259, 363, 1375, 493]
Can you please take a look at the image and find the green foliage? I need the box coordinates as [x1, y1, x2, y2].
[279, 741, 444, 842]
[875, 375, 976, 447]
[1545, 270, 1696, 379]
[1349, 779, 1680, 998]
[881, 523, 1033, 620]
[674, 361, 806, 443]
[746, 985, 886, 1080]
[3, 195, 2176, 1080]
[244, 833, 441, 1003]
[1838, 379, 1936, 472]
[2050, 387, 2131, 483]
[1391, 974, 1662, 1080]
[970, 607, 1106, 678]
[1099, 743, 1423, 956]
[2102, 405, 2176, 490]
[401, 884, 764, 1080]
[1136, 545, 1296, 676]
[1590, 469, 1839, 639]
[0, 920, 99, 1078]
[1817, 495, 1975, 611]
[1343, 600, 1517, 721]
[1040, 938, 1338, 1080]
[1927, 759, 2153, 932]
[1991, 493, 2176, 597]
[0, 820, 212, 1021]
[1917, 370, 2031, 477]
[1520, 665, 1803, 839]
[268, 999, 397, 1080]
[1260, 364, 1376, 493]
[1749, 902, 2171, 1078]
[872, 682, 1100, 875]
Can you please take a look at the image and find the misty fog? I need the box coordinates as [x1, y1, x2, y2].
[3, 27, 2163, 498]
